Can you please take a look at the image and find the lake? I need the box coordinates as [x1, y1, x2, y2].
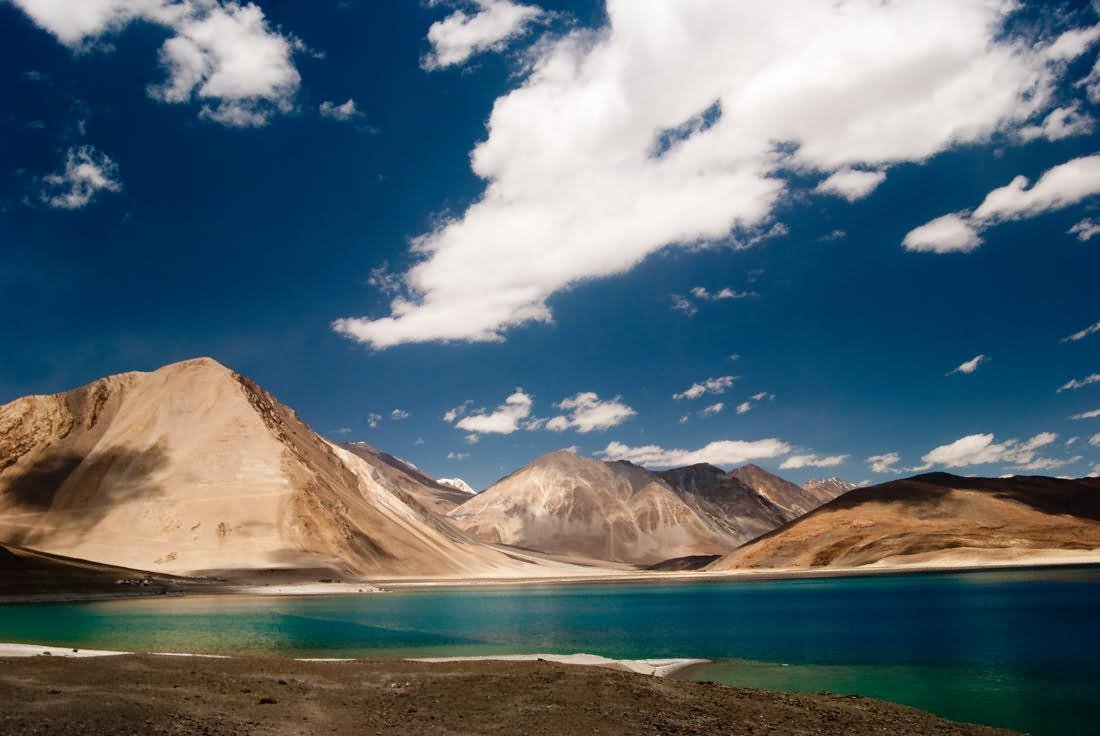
[2, 566, 1098, 735]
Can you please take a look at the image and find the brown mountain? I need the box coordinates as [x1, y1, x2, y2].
[656, 463, 790, 544]
[728, 463, 843, 519]
[448, 451, 739, 564]
[338, 441, 472, 515]
[802, 477, 857, 498]
[709, 473, 1100, 571]
[0, 358, 576, 579]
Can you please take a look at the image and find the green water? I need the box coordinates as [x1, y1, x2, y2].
[2, 566, 1099, 735]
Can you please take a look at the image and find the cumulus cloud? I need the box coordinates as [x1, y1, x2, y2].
[780, 453, 849, 470]
[673, 376, 736, 401]
[454, 388, 533, 434]
[698, 402, 724, 418]
[867, 452, 901, 474]
[814, 168, 886, 202]
[919, 431, 1057, 469]
[1017, 104, 1095, 142]
[367, 412, 382, 428]
[39, 145, 121, 209]
[422, 0, 543, 71]
[902, 213, 982, 253]
[546, 392, 636, 433]
[391, 408, 410, 420]
[735, 401, 753, 415]
[1062, 320, 1100, 343]
[948, 354, 988, 376]
[443, 400, 473, 423]
[599, 438, 791, 469]
[689, 286, 757, 301]
[334, 3, 1089, 349]
[12, 0, 304, 127]
[1071, 408, 1100, 420]
[319, 98, 361, 121]
[1059, 373, 1100, 392]
[904, 154, 1100, 253]
[1069, 218, 1100, 241]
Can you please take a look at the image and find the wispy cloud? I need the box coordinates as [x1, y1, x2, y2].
[599, 438, 791, 469]
[1062, 320, 1100, 343]
[1070, 408, 1100, 420]
[780, 453, 849, 470]
[866, 452, 901, 474]
[917, 431, 1056, 469]
[1059, 374, 1100, 393]
[673, 376, 736, 401]
[39, 145, 121, 209]
[947, 354, 988, 376]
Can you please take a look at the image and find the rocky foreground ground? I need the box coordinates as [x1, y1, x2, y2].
[0, 654, 1015, 736]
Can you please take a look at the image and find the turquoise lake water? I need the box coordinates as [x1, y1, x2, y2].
[2, 566, 1099, 735]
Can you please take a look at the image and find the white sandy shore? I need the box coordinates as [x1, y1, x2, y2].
[227, 583, 385, 596]
[410, 653, 708, 677]
[0, 643, 705, 677]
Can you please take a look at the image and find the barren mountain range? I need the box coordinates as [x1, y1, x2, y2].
[2, 358, 1098, 584]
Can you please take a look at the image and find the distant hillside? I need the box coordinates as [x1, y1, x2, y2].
[709, 473, 1100, 571]
[437, 478, 477, 495]
[802, 477, 857, 498]
[339, 442, 473, 514]
[656, 463, 791, 543]
[448, 451, 740, 564]
[729, 464, 845, 518]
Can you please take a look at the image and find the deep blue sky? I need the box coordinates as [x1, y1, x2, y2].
[2, 0, 1099, 488]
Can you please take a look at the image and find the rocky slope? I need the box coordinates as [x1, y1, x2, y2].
[437, 478, 477, 495]
[0, 358, 577, 579]
[338, 442, 472, 514]
[448, 451, 740, 564]
[709, 473, 1100, 570]
[802, 477, 857, 498]
[656, 463, 791, 544]
[729, 464, 845, 519]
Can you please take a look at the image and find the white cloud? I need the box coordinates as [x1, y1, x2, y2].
[1069, 218, 1100, 241]
[780, 453, 849, 470]
[546, 392, 636, 433]
[673, 376, 735, 401]
[12, 0, 303, 127]
[814, 168, 886, 202]
[678, 415, 689, 425]
[1044, 24, 1100, 61]
[334, 3, 1085, 349]
[599, 438, 791, 469]
[443, 399, 473, 423]
[689, 286, 757, 301]
[1017, 104, 1095, 142]
[1071, 408, 1100, 420]
[750, 392, 773, 402]
[1059, 374, 1100, 393]
[698, 402, 724, 418]
[972, 155, 1100, 222]
[669, 294, 697, 317]
[1062, 320, 1100, 343]
[367, 412, 382, 428]
[1090, 432, 1100, 448]
[867, 452, 901, 474]
[948, 354, 988, 376]
[1011, 455, 1082, 472]
[39, 145, 121, 209]
[905, 154, 1100, 253]
[464, 433, 479, 444]
[422, 0, 543, 71]
[447, 451, 469, 460]
[919, 431, 1056, 469]
[735, 401, 752, 415]
[320, 98, 361, 121]
[332, 427, 352, 435]
[454, 388, 532, 434]
[414, 437, 425, 445]
[902, 213, 982, 253]
[391, 408, 410, 420]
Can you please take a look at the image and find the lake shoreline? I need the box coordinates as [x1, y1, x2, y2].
[0, 652, 1016, 735]
[5, 551, 1100, 604]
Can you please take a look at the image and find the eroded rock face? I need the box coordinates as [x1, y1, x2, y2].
[0, 358, 559, 579]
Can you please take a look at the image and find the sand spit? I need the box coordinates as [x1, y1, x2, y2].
[0, 653, 1016, 735]
[411, 653, 707, 677]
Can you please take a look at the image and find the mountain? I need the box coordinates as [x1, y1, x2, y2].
[709, 473, 1100, 571]
[656, 463, 790, 544]
[338, 442, 472, 514]
[437, 478, 477, 495]
[728, 464, 843, 519]
[447, 451, 738, 564]
[0, 358, 572, 580]
[802, 477, 857, 498]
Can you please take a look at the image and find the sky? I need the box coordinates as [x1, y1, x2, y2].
[2, 0, 1100, 490]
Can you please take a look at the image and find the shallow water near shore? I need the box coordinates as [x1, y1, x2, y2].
[2, 565, 1099, 735]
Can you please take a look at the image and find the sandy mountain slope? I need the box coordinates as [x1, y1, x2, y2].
[728, 464, 843, 519]
[709, 473, 1100, 571]
[338, 441, 472, 515]
[0, 358, 580, 579]
[656, 463, 791, 544]
[447, 451, 738, 564]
